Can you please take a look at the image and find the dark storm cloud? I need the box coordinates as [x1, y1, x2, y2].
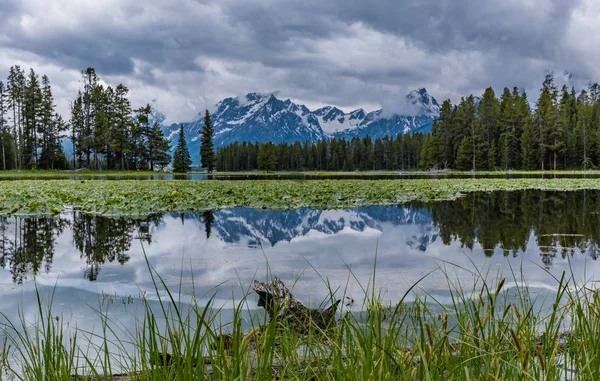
[0, 0, 595, 121]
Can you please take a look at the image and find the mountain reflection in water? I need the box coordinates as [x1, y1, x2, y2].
[0, 190, 599, 292]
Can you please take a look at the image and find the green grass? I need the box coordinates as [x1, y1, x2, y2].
[4, 178, 600, 216]
[0, 259, 597, 380]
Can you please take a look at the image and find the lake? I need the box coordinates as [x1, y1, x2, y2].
[1, 188, 597, 378]
[1, 189, 598, 322]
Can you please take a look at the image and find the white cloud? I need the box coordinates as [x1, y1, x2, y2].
[0, 0, 596, 123]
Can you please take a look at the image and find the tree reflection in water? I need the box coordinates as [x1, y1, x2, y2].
[420, 190, 600, 268]
[0, 190, 600, 283]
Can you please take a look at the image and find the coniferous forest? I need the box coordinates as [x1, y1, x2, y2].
[216, 134, 425, 172]
[217, 74, 600, 172]
[421, 74, 600, 171]
[0, 66, 171, 171]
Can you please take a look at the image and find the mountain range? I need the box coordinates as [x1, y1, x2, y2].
[181, 205, 438, 251]
[162, 88, 440, 165]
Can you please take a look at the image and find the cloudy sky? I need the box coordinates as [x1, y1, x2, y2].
[0, 0, 598, 123]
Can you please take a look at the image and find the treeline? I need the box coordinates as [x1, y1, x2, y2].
[421, 74, 600, 170]
[0, 66, 68, 170]
[0, 66, 171, 171]
[70, 68, 171, 170]
[0, 211, 215, 283]
[216, 134, 426, 172]
[419, 190, 600, 268]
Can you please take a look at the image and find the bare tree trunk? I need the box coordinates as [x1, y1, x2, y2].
[1, 134, 5, 170]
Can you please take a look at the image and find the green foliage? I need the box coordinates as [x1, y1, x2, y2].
[455, 137, 472, 170]
[149, 122, 171, 170]
[425, 74, 600, 171]
[172, 125, 191, 173]
[217, 134, 426, 172]
[257, 142, 278, 172]
[200, 110, 215, 173]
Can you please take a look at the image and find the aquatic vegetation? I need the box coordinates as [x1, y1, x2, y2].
[0, 260, 597, 380]
[3, 178, 600, 216]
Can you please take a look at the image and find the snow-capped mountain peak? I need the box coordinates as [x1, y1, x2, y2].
[406, 88, 440, 116]
[162, 89, 440, 164]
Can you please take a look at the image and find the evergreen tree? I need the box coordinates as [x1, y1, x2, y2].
[149, 122, 171, 170]
[172, 125, 191, 173]
[478, 87, 500, 169]
[535, 73, 559, 170]
[258, 142, 277, 172]
[38, 75, 67, 169]
[419, 134, 436, 170]
[7, 66, 25, 169]
[456, 96, 480, 171]
[0, 81, 9, 170]
[455, 137, 473, 170]
[135, 104, 152, 170]
[22, 68, 42, 169]
[521, 119, 539, 170]
[200, 110, 215, 172]
[111, 84, 133, 170]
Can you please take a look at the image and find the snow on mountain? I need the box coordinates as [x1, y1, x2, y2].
[407, 88, 441, 116]
[314, 106, 364, 134]
[206, 93, 326, 147]
[331, 88, 441, 140]
[192, 206, 437, 249]
[161, 89, 440, 164]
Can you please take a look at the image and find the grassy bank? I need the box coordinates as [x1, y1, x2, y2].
[3, 178, 600, 216]
[0, 263, 595, 380]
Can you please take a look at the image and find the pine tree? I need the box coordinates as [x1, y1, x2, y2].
[172, 125, 191, 173]
[38, 75, 67, 169]
[23, 68, 42, 169]
[521, 119, 538, 170]
[111, 84, 133, 170]
[535, 73, 559, 170]
[7, 66, 25, 169]
[258, 142, 277, 172]
[149, 122, 171, 170]
[455, 96, 480, 170]
[431, 100, 455, 168]
[478, 87, 500, 169]
[134, 104, 152, 170]
[419, 134, 435, 170]
[455, 137, 472, 170]
[200, 110, 215, 172]
[0, 81, 8, 170]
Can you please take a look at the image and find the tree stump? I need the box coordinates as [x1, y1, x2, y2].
[253, 277, 340, 335]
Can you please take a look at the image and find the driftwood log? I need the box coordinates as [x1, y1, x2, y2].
[253, 277, 341, 335]
[71, 278, 340, 380]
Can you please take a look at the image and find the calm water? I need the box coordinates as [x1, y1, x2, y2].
[1, 190, 600, 311]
